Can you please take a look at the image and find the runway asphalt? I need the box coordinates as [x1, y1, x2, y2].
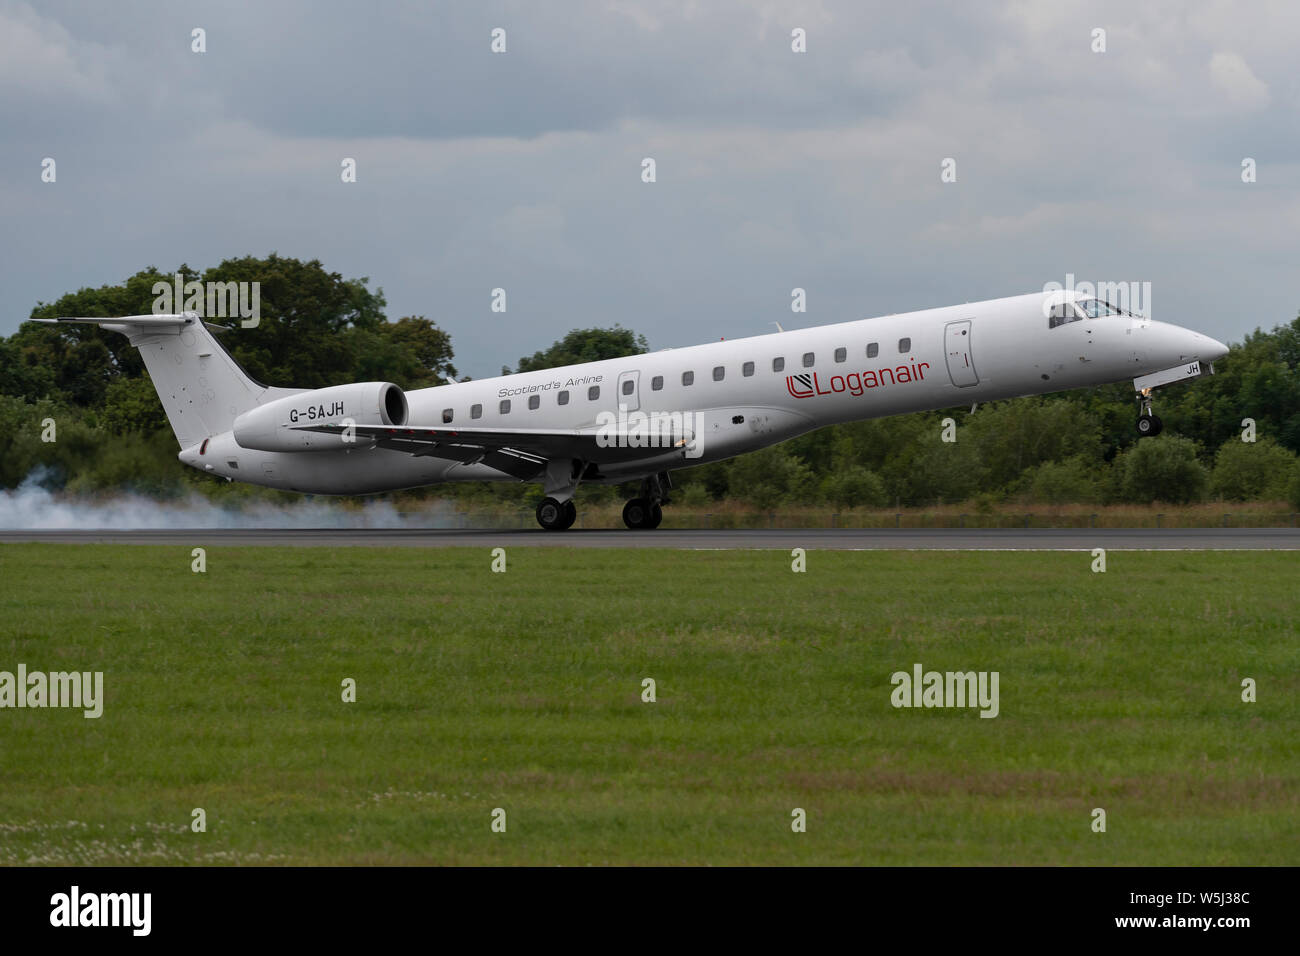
[2, 528, 1299, 549]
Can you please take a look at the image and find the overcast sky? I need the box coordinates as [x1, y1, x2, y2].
[2, 0, 1297, 379]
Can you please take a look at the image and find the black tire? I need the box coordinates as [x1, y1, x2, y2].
[622, 498, 649, 529]
[1136, 415, 1155, 437]
[1148, 415, 1163, 436]
[560, 500, 578, 530]
[647, 503, 663, 529]
[536, 497, 568, 530]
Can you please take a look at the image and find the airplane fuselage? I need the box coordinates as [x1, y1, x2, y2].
[181, 290, 1228, 496]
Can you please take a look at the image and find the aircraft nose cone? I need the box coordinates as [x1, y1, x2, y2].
[1144, 322, 1230, 368]
[1205, 336, 1230, 362]
[1185, 330, 1229, 363]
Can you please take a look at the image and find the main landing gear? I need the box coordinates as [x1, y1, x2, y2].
[536, 497, 577, 531]
[535, 458, 587, 531]
[622, 472, 670, 530]
[533, 469, 673, 531]
[1135, 387, 1163, 437]
[622, 497, 662, 530]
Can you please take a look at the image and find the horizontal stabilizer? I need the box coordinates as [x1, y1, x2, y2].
[34, 314, 194, 327]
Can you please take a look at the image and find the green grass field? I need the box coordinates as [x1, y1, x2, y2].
[0, 543, 1296, 865]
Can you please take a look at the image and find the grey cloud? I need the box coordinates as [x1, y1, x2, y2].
[2, 0, 1299, 379]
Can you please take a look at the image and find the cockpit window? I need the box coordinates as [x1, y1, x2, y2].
[1075, 297, 1122, 318]
[1048, 301, 1081, 328]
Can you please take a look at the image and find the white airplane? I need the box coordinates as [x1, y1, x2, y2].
[39, 289, 1228, 530]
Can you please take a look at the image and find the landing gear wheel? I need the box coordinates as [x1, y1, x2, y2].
[1136, 414, 1163, 437]
[536, 497, 571, 531]
[623, 497, 651, 530]
[647, 503, 663, 529]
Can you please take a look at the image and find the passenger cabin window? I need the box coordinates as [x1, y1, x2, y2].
[528, 395, 540, 410]
[557, 390, 569, 405]
[713, 365, 725, 381]
[1048, 301, 1081, 328]
[742, 361, 754, 376]
[499, 399, 511, 414]
[898, 338, 911, 353]
[471, 403, 483, 419]
[834, 347, 847, 363]
[802, 352, 815, 367]
[622, 379, 634, 395]
[772, 357, 785, 372]
[682, 371, 694, 386]
[588, 385, 600, 401]
[867, 342, 879, 358]
[442, 408, 453, 424]
[651, 375, 663, 390]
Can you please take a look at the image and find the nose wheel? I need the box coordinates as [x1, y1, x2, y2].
[1136, 414, 1163, 437]
[1135, 387, 1163, 437]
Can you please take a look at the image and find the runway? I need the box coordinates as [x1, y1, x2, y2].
[2, 528, 1300, 549]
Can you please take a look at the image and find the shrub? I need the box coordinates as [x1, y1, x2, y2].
[1025, 456, 1099, 504]
[1114, 436, 1208, 504]
[822, 466, 887, 509]
[726, 445, 816, 510]
[1209, 437, 1297, 501]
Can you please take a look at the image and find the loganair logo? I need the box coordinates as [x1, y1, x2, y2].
[786, 359, 931, 399]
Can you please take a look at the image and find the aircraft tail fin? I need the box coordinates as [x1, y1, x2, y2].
[34, 313, 295, 448]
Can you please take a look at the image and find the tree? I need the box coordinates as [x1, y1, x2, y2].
[190, 254, 391, 388]
[15, 255, 456, 398]
[511, 326, 648, 374]
[375, 316, 457, 386]
[0, 337, 56, 402]
[101, 377, 169, 436]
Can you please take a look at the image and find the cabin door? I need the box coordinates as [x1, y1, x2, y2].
[944, 320, 979, 387]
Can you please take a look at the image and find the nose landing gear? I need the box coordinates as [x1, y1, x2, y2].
[1136, 387, 1163, 437]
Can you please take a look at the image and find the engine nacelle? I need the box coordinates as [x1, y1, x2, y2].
[232, 382, 407, 452]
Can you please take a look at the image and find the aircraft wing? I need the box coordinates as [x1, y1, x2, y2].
[292, 421, 693, 479]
